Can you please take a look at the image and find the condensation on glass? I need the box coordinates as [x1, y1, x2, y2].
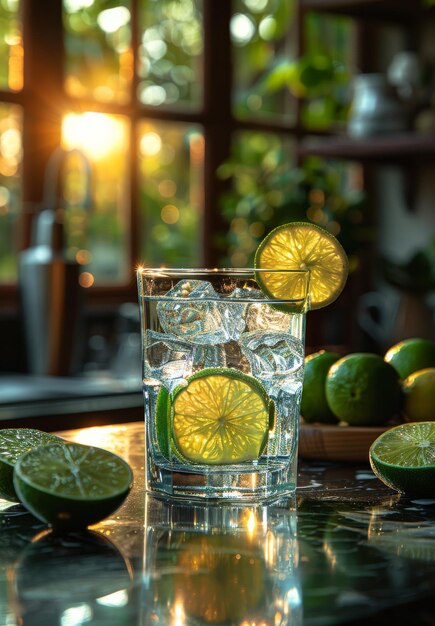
[63, 0, 132, 104]
[137, 120, 204, 267]
[137, 0, 203, 109]
[61, 111, 130, 284]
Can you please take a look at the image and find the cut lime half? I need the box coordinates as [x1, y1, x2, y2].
[0, 429, 63, 502]
[171, 368, 272, 465]
[369, 422, 435, 496]
[13, 443, 133, 530]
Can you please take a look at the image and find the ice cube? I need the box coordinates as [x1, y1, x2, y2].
[245, 302, 292, 333]
[144, 330, 193, 392]
[157, 279, 245, 344]
[240, 331, 304, 392]
[143, 331, 226, 391]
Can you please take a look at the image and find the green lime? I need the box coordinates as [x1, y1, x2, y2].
[171, 368, 273, 464]
[13, 443, 133, 530]
[255, 222, 348, 311]
[0, 429, 63, 502]
[369, 422, 435, 496]
[301, 351, 341, 423]
[402, 368, 435, 422]
[325, 353, 402, 426]
[384, 338, 435, 379]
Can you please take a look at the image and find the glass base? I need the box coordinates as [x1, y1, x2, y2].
[146, 456, 297, 503]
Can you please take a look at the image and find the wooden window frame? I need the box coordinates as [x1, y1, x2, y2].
[1, 0, 329, 310]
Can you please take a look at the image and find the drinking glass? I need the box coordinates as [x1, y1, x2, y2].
[137, 268, 310, 501]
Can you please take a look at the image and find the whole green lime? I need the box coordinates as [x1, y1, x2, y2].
[301, 351, 341, 423]
[325, 353, 402, 426]
[384, 338, 435, 379]
[402, 368, 435, 422]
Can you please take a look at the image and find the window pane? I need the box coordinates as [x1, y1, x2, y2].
[302, 13, 356, 130]
[63, 0, 132, 104]
[232, 0, 297, 122]
[219, 131, 296, 267]
[0, 103, 22, 283]
[138, 121, 203, 266]
[137, 0, 203, 109]
[62, 112, 130, 284]
[0, 0, 23, 91]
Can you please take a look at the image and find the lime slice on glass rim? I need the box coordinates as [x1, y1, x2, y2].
[0, 429, 64, 502]
[369, 422, 435, 497]
[156, 368, 274, 465]
[254, 222, 348, 310]
[13, 442, 133, 530]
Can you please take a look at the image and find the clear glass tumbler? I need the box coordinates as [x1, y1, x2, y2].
[137, 268, 310, 501]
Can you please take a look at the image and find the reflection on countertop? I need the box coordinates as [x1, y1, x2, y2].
[0, 422, 434, 626]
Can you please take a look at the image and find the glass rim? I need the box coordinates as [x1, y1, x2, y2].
[137, 267, 310, 276]
[137, 267, 310, 307]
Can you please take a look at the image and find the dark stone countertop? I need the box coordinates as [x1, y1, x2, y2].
[0, 422, 434, 626]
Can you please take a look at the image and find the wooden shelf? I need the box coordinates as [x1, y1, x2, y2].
[298, 133, 435, 162]
[300, 0, 434, 23]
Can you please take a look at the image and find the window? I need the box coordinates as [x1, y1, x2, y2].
[0, 0, 359, 307]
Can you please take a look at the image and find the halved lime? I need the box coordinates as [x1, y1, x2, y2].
[254, 222, 348, 310]
[369, 422, 435, 496]
[171, 368, 272, 464]
[0, 429, 63, 502]
[13, 443, 133, 530]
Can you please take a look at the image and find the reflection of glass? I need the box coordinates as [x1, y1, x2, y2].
[142, 495, 301, 626]
[62, 111, 130, 284]
[0, 103, 22, 283]
[137, 0, 203, 108]
[0, 0, 23, 91]
[138, 120, 203, 267]
[13, 528, 132, 624]
[138, 268, 308, 501]
[63, 0, 132, 104]
[231, 0, 296, 122]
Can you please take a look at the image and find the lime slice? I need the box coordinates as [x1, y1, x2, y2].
[171, 368, 272, 464]
[369, 422, 435, 496]
[0, 429, 63, 502]
[255, 222, 348, 310]
[13, 443, 133, 530]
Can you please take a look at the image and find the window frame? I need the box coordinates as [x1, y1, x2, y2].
[0, 0, 343, 310]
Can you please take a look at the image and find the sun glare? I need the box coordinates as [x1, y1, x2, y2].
[62, 112, 126, 160]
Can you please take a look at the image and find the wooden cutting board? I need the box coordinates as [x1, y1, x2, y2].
[299, 422, 390, 462]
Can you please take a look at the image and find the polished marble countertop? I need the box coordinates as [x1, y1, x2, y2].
[0, 422, 434, 626]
